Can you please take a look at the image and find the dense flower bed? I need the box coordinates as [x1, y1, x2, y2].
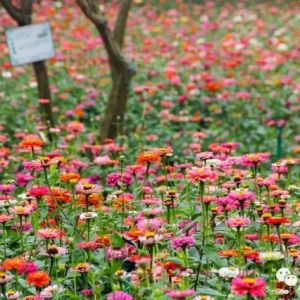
[0, 0, 300, 299]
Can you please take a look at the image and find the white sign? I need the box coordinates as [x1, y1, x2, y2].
[5, 22, 55, 66]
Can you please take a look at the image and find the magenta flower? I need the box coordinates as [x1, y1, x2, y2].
[170, 235, 195, 249]
[107, 172, 133, 187]
[107, 291, 133, 300]
[18, 262, 38, 275]
[28, 186, 50, 197]
[231, 277, 266, 298]
[11, 221, 33, 232]
[15, 173, 33, 186]
[80, 289, 93, 297]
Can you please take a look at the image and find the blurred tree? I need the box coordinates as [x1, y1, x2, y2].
[77, 0, 135, 139]
[0, 0, 55, 132]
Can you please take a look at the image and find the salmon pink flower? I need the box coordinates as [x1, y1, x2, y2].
[186, 167, 218, 183]
[37, 228, 64, 240]
[166, 289, 195, 299]
[75, 183, 102, 194]
[9, 206, 34, 216]
[226, 217, 251, 228]
[0, 213, 13, 223]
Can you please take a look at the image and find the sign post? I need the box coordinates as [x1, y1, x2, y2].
[5, 21, 55, 66]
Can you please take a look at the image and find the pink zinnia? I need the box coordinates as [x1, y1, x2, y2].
[18, 262, 38, 275]
[106, 172, 132, 187]
[170, 235, 195, 249]
[75, 183, 102, 194]
[166, 289, 195, 299]
[28, 186, 50, 197]
[229, 190, 255, 202]
[240, 153, 269, 167]
[77, 241, 100, 251]
[137, 218, 162, 231]
[107, 291, 133, 300]
[37, 228, 61, 240]
[0, 184, 15, 194]
[15, 173, 33, 186]
[186, 167, 218, 183]
[226, 217, 251, 228]
[231, 277, 266, 298]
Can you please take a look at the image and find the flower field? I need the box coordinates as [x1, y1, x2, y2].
[1, 0, 300, 299]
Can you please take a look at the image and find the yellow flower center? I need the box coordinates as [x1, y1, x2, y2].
[145, 232, 155, 238]
[242, 278, 255, 284]
[83, 183, 93, 190]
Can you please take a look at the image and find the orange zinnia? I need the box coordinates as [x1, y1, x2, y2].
[46, 188, 72, 205]
[77, 193, 104, 209]
[21, 138, 44, 148]
[26, 271, 50, 288]
[136, 152, 160, 164]
[95, 235, 110, 247]
[127, 228, 142, 241]
[3, 257, 26, 271]
[60, 172, 81, 183]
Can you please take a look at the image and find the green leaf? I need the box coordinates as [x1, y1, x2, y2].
[196, 287, 225, 297]
[110, 233, 125, 248]
[64, 289, 79, 299]
[203, 244, 223, 268]
[166, 257, 184, 266]
[108, 260, 123, 276]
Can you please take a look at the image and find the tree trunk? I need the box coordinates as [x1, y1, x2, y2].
[101, 71, 131, 139]
[32, 61, 55, 128]
[76, 0, 134, 140]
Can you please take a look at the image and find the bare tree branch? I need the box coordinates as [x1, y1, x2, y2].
[76, 0, 124, 72]
[0, 0, 22, 23]
[76, 0, 106, 26]
[114, 0, 132, 48]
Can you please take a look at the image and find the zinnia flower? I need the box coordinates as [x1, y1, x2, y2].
[136, 152, 160, 164]
[226, 217, 251, 228]
[231, 277, 266, 298]
[166, 289, 195, 299]
[186, 167, 218, 183]
[170, 235, 195, 249]
[107, 291, 133, 300]
[3, 257, 26, 271]
[75, 183, 102, 194]
[21, 138, 44, 149]
[26, 271, 50, 288]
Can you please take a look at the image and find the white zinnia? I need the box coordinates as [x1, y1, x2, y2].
[259, 251, 284, 262]
[218, 267, 239, 278]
